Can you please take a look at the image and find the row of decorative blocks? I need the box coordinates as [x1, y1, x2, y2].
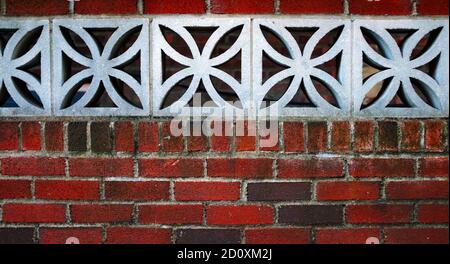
[0, 17, 448, 117]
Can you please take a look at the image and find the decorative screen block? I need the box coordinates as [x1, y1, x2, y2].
[52, 19, 150, 116]
[0, 20, 50, 116]
[253, 19, 351, 117]
[152, 17, 251, 117]
[353, 19, 449, 117]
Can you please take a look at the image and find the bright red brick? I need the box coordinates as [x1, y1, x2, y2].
[317, 181, 380, 201]
[35, 180, 100, 200]
[207, 205, 274, 225]
[115, 121, 134, 152]
[417, 0, 449, 15]
[278, 158, 344, 178]
[144, 0, 205, 14]
[316, 228, 380, 244]
[210, 121, 232, 152]
[139, 204, 203, 224]
[162, 121, 184, 152]
[208, 158, 273, 178]
[1, 157, 65, 176]
[3, 203, 66, 223]
[106, 227, 171, 244]
[354, 121, 375, 152]
[40, 228, 103, 244]
[187, 135, 208, 152]
[6, 0, 68, 15]
[349, 0, 412, 15]
[346, 204, 412, 224]
[401, 121, 421, 152]
[69, 158, 134, 177]
[283, 122, 305, 153]
[245, 228, 310, 244]
[211, 135, 231, 152]
[0, 122, 19, 150]
[424, 120, 446, 152]
[417, 204, 449, 224]
[175, 181, 240, 201]
[0, 180, 31, 199]
[280, 0, 343, 14]
[105, 181, 170, 201]
[386, 181, 449, 200]
[211, 0, 274, 14]
[384, 228, 449, 244]
[330, 121, 351, 152]
[259, 123, 280, 152]
[420, 157, 449, 177]
[349, 158, 415, 177]
[71, 204, 133, 223]
[138, 122, 159, 152]
[307, 122, 327, 153]
[139, 158, 204, 178]
[75, 0, 137, 14]
[235, 121, 256, 151]
[21, 122, 41, 151]
[45, 122, 64, 151]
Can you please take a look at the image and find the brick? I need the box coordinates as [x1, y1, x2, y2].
[106, 227, 171, 244]
[420, 157, 449, 177]
[139, 158, 204, 178]
[207, 205, 274, 225]
[21, 122, 41, 151]
[35, 180, 100, 200]
[417, 0, 449, 15]
[210, 121, 232, 152]
[247, 182, 311, 201]
[208, 158, 273, 178]
[138, 122, 159, 152]
[68, 122, 87, 152]
[175, 181, 240, 201]
[278, 205, 343, 225]
[45, 122, 64, 151]
[316, 228, 380, 244]
[211, 135, 231, 152]
[280, 0, 343, 14]
[90, 122, 112, 153]
[278, 158, 344, 178]
[349, 0, 412, 15]
[386, 181, 449, 200]
[307, 122, 327, 153]
[0, 180, 31, 199]
[139, 204, 203, 224]
[144, 0, 205, 14]
[3, 203, 66, 223]
[346, 204, 412, 224]
[384, 228, 449, 244]
[71, 204, 133, 223]
[283, 122, 305, 153]
[317, 181, 380, 201]
[331, 121, 350, 152]
[211, 0, 274, 14]
[377, 121, 398, 152]
[354, 121, 375, 152]
[0, 228, 34, 244]
[70, 158, 134, 177]
[349, 158, 415, 177]
[0, 122, 18, 150]
[245, 228, 311, 244]
[187, 135, 208, 152]
[1, 157, 65, 176]
[175, 229, 241, 244]
[40, 228, 103, 244]
[75, 0, 137, 14]
[401, 121, 421, 152]
[105, 181, 170, 201]
[6, 0, 68, 16]
[162, 121, 184, 152]
[235, 120, 256, 151]
[418, 204, 449, 224]
[424, 120, 446, 152]
[115, 121, 134, 152]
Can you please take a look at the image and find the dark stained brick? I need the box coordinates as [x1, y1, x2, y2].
[247, 182, 311, 201]
[68, 122, 87, 152]
[175, 229, 241, 244]
[91, 122, 112, 153]
[278, 205, 343, 225]
[0, 228, 34, 244]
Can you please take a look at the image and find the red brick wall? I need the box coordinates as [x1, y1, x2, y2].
[0, 0, 448, 244]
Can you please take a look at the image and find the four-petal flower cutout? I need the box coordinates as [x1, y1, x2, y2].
[0, 21, 50, 116]
[152, 18, 251, 117]
[53, 19, 149, 116]
[353, 19, 449, 117]
[253, 19, 351, 117]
